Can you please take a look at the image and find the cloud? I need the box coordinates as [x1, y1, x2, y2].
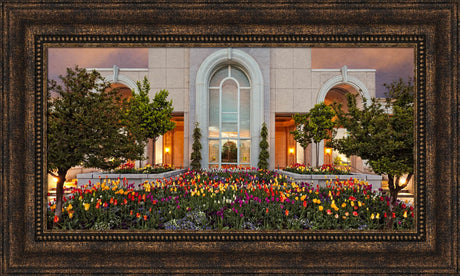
[48, 47, 414, 97]
[48, 48, 148, 80]
[312, 48, 414, 97]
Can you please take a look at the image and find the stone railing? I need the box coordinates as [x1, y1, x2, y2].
[76, 169, 187, 187]
[76, 169, 382, 191]
[275, 170, 382, 191]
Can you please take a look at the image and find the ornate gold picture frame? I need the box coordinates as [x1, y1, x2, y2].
[1, 1, 458, 274]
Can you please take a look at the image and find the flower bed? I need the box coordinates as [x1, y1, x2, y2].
[281, 163, 382, 191]
[110, 163, 175, 174]
[76, 163, 185, 188]
[284, 163, 351, 175]
[49, 169, 414, 231]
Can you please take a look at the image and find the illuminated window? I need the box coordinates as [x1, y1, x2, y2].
[208, 65, 251, 168]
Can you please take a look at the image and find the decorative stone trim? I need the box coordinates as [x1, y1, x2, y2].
[276, 170, 382, 191]
[195, 48, 264, 168]
[76, 169, 187, 187]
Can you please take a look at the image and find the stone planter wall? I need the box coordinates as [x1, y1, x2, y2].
[77, 169, 382, 191]
[76, 169, 187, 188]
[276, 170, 382, 191]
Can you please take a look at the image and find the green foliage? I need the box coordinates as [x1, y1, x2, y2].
[291, 102, 336, 167]
[222, 141, 237, 162]
[49, 170, 415, 230]
[329, 79, 414, 179]
[190, 122, 202, 170]
[47, 66, 146, 220]
[126, 77, 176, 143]
[258, 122, 269, 169]
[47, 66, 145, 174]
[329, 78, 414, 229]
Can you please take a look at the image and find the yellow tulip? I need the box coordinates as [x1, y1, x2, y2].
[376, 213, 380, 219]
[318, 206, 324, 211]
[341, 203, 347, 208]
[371, 214, 375, 220]
[84, 203, 90, 211]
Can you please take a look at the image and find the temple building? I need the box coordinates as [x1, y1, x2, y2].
[90, 48, 376, 172]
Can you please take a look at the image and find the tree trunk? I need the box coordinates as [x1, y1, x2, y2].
[54, 170, 68, 224]
[384, 173, 412, 230]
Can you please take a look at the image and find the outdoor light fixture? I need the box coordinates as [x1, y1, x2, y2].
[325, 148, 332, 154]
[164, 147, 170, 153]
[399, 176, 407, 185]
[289, 148, 295, 154]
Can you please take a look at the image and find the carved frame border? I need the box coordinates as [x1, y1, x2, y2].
[2, 1, 458, 274]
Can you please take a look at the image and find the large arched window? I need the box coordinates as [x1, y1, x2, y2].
[195, 48, 264, 169]
[208, 65, 251, 168]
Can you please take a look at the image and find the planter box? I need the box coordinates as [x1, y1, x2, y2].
[76, 169, 187, 188]
[77, 169, 382, 191]
[276, 170, 382, 191]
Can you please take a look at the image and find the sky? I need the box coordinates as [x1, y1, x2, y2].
[48, 47, 414, 97]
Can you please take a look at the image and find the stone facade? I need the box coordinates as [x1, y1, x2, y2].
[92, 48, 376, 170]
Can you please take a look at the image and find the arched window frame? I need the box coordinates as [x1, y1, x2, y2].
[195, 48, 264, 168]
[208, 64, 252, 168]
[315, 66, 372, 167]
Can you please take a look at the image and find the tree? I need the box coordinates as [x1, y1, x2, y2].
[329, 79, 414, 229]
[190, 122, 202, 170]
[258, 122, 269, 169]
[291, 102, 336, 167]
[125, 77, 176, 161]
[47, 66, 145, 222]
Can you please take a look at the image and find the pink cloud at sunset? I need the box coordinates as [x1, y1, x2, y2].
[48, 47, 414, 97]
[311, 48, 414, 97]
[47, 48, 148, 81]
